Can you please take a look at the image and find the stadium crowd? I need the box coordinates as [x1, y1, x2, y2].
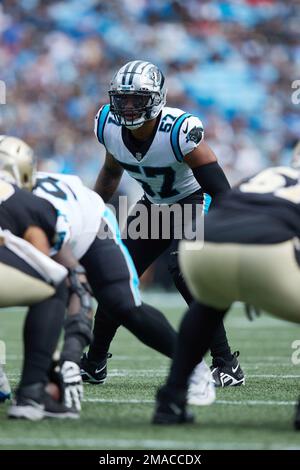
[0, 0, 299, 190]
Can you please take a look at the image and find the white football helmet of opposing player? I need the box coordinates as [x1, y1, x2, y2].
[0, 135, 36, 190]
[109, 60, 167, 130]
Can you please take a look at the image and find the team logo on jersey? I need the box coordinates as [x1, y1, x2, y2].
[185, 126, 203, 144]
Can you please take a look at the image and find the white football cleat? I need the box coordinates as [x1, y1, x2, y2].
[0, 365, 11, 403]
[187, 359, 216, 406]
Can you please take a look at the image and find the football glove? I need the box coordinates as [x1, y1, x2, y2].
[61, 361, 83, 412]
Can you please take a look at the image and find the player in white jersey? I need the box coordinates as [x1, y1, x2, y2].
[96, 104, 202, 204]
[84, 60, 244, 388]
[2, 137, 216, 407]
[33, 172, 105, 259]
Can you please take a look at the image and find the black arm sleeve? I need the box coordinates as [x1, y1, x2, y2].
[192, 162, 231, 201]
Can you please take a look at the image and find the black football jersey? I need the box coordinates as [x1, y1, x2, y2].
[0, 180, 58, 245]
[205, 166, 300, 244]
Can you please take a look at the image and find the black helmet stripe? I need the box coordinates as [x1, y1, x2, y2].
[121, 62, 134, 85]
[141, 62, 152, 74]
[160, 72, 165, 90]
[126, 60, 145, 85]
[141, 61, 151, 70]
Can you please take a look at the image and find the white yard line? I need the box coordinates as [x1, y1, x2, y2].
[246, 374, 300, 378]
[84, 398, 154, 404]
[104, 371, 300, 378]
[0, 437, 298, 450]
[83, 398, 297, 406]
[216, 399, 297, 406]
[2, 355, 296, 362]
[6, 370, 300, 379]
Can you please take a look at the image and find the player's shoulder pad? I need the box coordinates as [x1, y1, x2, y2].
[170, 113, 204, 162]
[94, 104, 111, 145]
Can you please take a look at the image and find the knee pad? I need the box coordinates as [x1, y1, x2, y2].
[64, 313, 93, 344]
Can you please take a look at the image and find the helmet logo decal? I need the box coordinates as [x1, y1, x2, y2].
[147, 67, 161, 87]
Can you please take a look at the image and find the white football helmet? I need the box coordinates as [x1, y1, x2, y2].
[0, 135, 36, 190]
[109, 60, 167, 129]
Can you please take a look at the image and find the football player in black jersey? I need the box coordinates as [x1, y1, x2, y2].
[153, 149, 300, 429]
[0, 137, 92, 420]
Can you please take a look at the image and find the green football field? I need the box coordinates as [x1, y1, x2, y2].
[0, 293, 300, 450]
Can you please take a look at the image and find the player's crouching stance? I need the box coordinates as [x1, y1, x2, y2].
[91, 60, 244, 389]
[0, 137, 93, 420]
[153, 145, 300, 429]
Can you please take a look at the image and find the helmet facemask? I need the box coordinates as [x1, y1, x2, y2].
[109, 61, 167, 129]
[109, 91, 160, 129]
